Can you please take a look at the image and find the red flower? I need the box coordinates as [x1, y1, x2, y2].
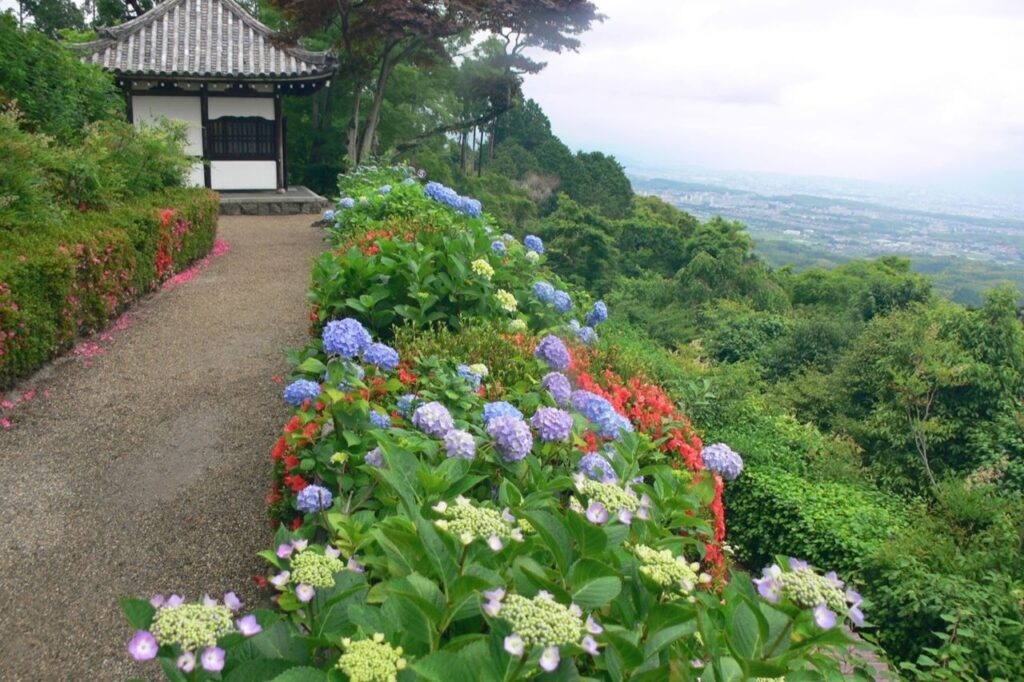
[270, 437, 288, 462]
[302, 421, 320, 440]
[398, 364, 418, 386]
[252, 575, 269, 588]
[283, 454, 300, 472]
[284, 474, 308, 492]
[283, 415, 302, 433]
[289, 517, 303, 530]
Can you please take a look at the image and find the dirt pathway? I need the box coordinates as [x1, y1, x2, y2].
[0, 215, 324, 680]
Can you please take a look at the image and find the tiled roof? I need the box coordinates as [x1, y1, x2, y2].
[75, 0, 335, 82]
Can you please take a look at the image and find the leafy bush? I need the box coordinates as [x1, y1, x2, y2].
[0, 188, 218, 387]
[123, 168, 880, 680]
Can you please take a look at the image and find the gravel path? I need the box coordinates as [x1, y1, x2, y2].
[0, 215, 325, 680]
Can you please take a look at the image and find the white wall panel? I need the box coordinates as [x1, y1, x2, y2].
[131, 95, 203, 155]
[208, 97, 274, 120]
[210, 160, 276, 190]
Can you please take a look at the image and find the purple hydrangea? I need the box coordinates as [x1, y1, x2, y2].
[458, 364, 482, 390]
[296, 484, 333, 513]
[486, 415, 533, 462]
[379, 184, 392, 195]
[369, 410, 391, 429]
[339, 197, 356, 209]
[533, 281, 556, 304]
[524, 235, 544, 254]
[396, 393, 418, 416]
[701, 443, 744, 480]
[575, 326, 599, 346]
[553, 290, 573, 313]
[579, 451, 617, 482]
[491, 240, 507, 255]
[283, 379, 321, 407]
[482, 401, 523, 425]
[534, 335, 571, 371]
[571, 390, 633, 440]
[530, 407, 574, 442]
[128, 630, 158, 661]
[362, 343, 400, 371]
[424, 181, 483, 217]
[322, 318, 371, 358]
[586, 301, 608, 327]
[365, 447, 384, 467]
[323, 209, 336, 221]
[541, 372, 572, 406]
[412, 401, 454, 438]
[443, 429, 476, 460]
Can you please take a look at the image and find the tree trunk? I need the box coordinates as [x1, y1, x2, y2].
[346, 87, 363, 166]
[460, 131, 468, 173]
[488, 121, 496, 163]
[477, 127, 484, 177]
[357, 46, 398, 164]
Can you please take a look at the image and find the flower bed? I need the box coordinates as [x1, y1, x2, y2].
[0, 188, 218, 388]
[123, 167, 878, 680]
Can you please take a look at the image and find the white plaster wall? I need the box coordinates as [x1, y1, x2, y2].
[208, 97, 274, 121]
[131, 95, 203, 155]
[210, 161, 277, 190]
[187, 162, 205, 188]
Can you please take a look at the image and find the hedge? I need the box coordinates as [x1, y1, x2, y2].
[724, 465, 907, 577]
[0, 188, 218, 388]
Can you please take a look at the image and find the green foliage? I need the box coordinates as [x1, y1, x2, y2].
[0, 16, 120, 142]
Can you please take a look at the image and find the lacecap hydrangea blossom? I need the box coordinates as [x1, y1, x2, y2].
[412, 401, 454, 438]
[432, 496, 523, 550]
[336, 633, 407, 682]
[283, 379, 321, 406]
[289, 546, 346, 590]
[632, 545, 707, 593]
[530, 407, 574, 442]
[362, 342, 400, 371]
[322, 318, 372, 358]
[523, 235, 544, 254]
[483, 400, 523, 424]
[483, 590, 601, 672]
[572, 472, 649, 525]
[541, 371, 572, 406]
[534, 335, 571, 371]
[486, 415, 534, 462]
[296, 484, 333, 513]
[754, 559, 864, 629]
[700, 442, 744, 480]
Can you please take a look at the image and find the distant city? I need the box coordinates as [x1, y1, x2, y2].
[629, 170, 1024, 267]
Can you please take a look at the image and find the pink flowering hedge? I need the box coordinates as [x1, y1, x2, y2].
[0, 187, 218, 388]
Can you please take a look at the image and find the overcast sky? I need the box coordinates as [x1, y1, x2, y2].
[521, 0, 1024, 197]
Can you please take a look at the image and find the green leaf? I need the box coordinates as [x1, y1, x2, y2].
[644, 623, 693, 659]
[225, 660, 298, 682]
[523, 510, 573, 575]
[416, 517, 458, 592]
[566, 511, 608, 557]
[269, 667, 328, 682]
[121, 598, 155, 630]
[606, 629, 644, 669]
[728, 602, 762, 659]
[296, 357, 327, 375]
[571, 576, 622, 609]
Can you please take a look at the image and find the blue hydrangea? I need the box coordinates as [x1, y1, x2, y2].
[323, 318, 372, 358]
[523, 235, 544, 254]
[530, 407, 574, 442]
[379, 185, 392, 195]
[284, 379, 321, 406]
[443, 429, 476, 460]
[701, 443, 744, 480]
[575, 326, 599, 346]
[553, 290, 573, 313]
[339, 197, 356, 209]
[323, 209, 337, 221]
[296, 485, 333, 513]
[586, 301, 608, 327]
[412, 401, 454, 438]
[333, 363, 366, 392]
[458, 364, 482, 390]
[365, 447, 384, 468]
[541, 372, 572, 406]
[579, 452, 617, 483]
[491, 240, 507, 256]
[533, 281, 556, 304]
[369, 410, 391, 429]
[402, 177, 416, 186]
[571, 390, 634, 440]
[424, 181, 483, 217]
[486, 415, 533, 462]
[396, 393, 418, 416]
[534, 335, 571, 371]
[363, 342, 400, 371]
[482, 401, 523, 425]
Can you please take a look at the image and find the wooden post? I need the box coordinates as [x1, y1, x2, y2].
[200, 86, 211, 189]
[274, 92, 284, 191]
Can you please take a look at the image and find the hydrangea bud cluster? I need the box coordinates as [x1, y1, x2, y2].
[412, 401, 454, 437]
[283, 379, 321, 407]
[523, 235, 545, 254]
[754, 559, 863, 629]
[296, 484, 333, 513]
[290, 548, 345, 588]
[484, 590, 600, 672]
[508, 318, 528, 333]
[700, 443, 744, 480]
[486, 414, 533, 462]
[572, 473, 646, 525]
[432, 497, 524, 550]
[542, 371, 572, 406]
[632, 545, 703, 592]
[151, 603, 235, 651]
[322, 318, 371, 358]
[534, 335, 570, 371]
[424, 181, 482, 217]
[495, 289, 517, 312]
[336, 633, 408, 682]
[471, 258, 495, 280]
[362, 342, 400, 371]
[525, 250, 540, 264]
[443, 429, 476, 460]
[530, 407, 574, 442]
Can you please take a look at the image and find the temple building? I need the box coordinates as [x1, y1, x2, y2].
[76, 0, 336, 191]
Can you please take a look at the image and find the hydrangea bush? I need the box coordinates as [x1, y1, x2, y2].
[124, 166, 879, 680]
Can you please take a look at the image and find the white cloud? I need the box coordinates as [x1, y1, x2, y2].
[522, 0, 1024, 191]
